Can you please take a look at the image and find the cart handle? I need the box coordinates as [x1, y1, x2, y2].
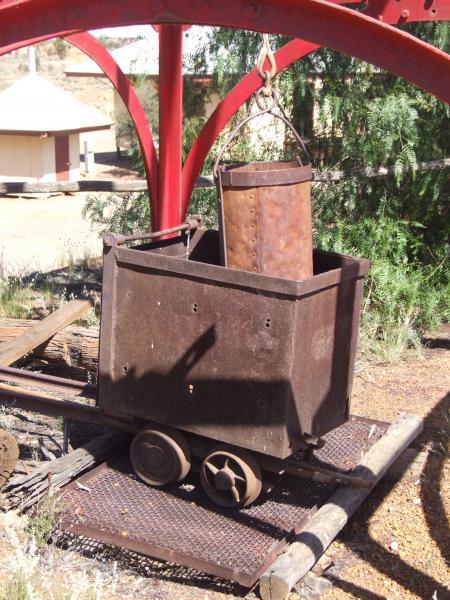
[103, 215, 202, 247]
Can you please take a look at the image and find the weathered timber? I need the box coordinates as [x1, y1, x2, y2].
[0, 180, 149, 194]
[1, 430, 130, 511]
[0, 318, 98, 371]
[286, 460, 371, 489]
[384, 447, 427, 483]
[0, 299, 94, 367]
[259, 413, 423, 600]
[0, 158, 447, 194]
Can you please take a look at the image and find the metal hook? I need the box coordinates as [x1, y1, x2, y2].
[256, 33, 276, 85]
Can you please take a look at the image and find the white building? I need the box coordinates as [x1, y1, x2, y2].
[65, 29, 220, 151]
[0, 75, 113, 182]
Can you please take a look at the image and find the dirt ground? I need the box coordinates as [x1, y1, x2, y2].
[318, 329, 450, 600]
[0, 326, 448, 600]
[0, 193, 103, 276]
[0, 152, 139, 276]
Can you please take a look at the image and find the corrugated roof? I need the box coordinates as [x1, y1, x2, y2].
[65, 26, 213, 77]
[0, 75, 113, 134]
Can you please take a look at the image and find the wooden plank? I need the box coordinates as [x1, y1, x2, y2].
[0, 180, 149, 194]
[0, 317, 99, 371]
[384, 447, 427, 483]
[259, 413, 423, 600]
[0, 298, 93, 366]
[313, 158, 450, 182]
[0, 159, 447, 194]
[0, 177, 212, 194]
[2, 430, 130, 511]
[285, 460, 371, 489]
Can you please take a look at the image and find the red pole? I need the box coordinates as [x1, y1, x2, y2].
[158, 24, 183, 230]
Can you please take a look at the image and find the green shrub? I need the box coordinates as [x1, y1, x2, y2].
[82, 191, 151, 236]
[315, 216, 450, 360]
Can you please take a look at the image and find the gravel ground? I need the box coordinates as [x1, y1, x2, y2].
[0, 327, 448, 600]
[318, 326, 449, 600]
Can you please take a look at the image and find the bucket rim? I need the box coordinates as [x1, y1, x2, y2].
[217, 160, 312, 188]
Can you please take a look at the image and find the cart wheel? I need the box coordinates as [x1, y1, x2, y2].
[201, 446, 262, 508]
[130, 426, 191, 486]
[0, 429, 19, 489]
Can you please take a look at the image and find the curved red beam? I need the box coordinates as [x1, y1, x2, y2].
[64, 33, 159, 227]
[364, 0, 450, 23]
[0, 0, 448, 103]
[181, 39, 319, 210]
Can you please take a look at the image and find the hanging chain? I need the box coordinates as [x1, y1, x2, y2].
[213, 31, 311, 177]
[256, 33, 277, 96]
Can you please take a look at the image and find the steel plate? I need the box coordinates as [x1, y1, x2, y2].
[59, 416, 387, 587]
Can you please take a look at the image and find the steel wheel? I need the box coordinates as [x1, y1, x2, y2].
[0, 429, 19, 489]
[200, 446, 262, 508]
[130, 425, 191, 486]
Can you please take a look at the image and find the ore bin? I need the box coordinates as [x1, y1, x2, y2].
[98, 227, 369, 460]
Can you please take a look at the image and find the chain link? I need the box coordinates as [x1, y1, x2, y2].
[256, 33, 277, 95]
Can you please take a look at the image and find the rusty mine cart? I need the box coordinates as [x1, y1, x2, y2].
[98, 210, 368, 508]
[0, 1, 440, 593]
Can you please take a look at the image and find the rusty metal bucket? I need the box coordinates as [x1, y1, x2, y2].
[214, 88, 313, 280]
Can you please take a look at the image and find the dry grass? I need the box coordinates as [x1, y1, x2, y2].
[0, 508, 111, 600]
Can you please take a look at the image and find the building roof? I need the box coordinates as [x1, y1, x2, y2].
[65, 26, 213, 78]
[0, 75, 113, 135]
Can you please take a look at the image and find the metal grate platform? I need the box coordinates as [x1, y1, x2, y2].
[59, 416, 386, 586]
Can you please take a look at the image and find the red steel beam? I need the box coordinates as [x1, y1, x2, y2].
[0, 1, 447, 103]
[158, 24, 183, 229]
[65, 33, 160, 225]
[364, 0, 450, 23]
[0, 1, 448, 96]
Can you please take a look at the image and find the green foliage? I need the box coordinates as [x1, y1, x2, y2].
[0, 276, 54, 319]
[83, 192, 151, 236]
[52, 38, 68, 60]
[316, 216, 450, 361]
[189, 187, 218, 229]
[1, 572, 29, 600]
[25, 498, 63, 550]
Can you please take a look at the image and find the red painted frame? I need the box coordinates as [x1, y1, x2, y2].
[158, 25, 183, 229]
[65, 33, 160, 226]
[0, 0, 448, 228]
